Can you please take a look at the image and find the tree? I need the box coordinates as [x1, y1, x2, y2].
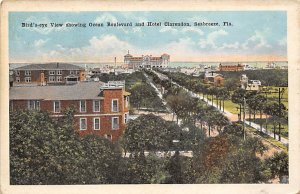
[122, 114, 181, 155]
[263, 101, 287, 139]
[224, 77, 240, 92]
[265, 152, 288, 183]
[192, 133, 269, 183]
[217, 87, 230, 112]
[10, 109, 120, 184]
[222, 123, 244, 138]
[247, 95, 266, 124]
[214, 113, 230, 134]
[232, 88, 246, 121]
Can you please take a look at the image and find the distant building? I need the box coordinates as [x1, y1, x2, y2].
[240, 74, 261, 91]
[219, 63, 244, 71]
[180, 68, 200, 76]
[9, 81, 130, 141]
[11, 63, 86, 86]
[243, 63, 255, 71]
[124, 51, 170, 69]
[204, 71, 224, 87]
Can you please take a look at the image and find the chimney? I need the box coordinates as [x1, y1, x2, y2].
[211, 71, 213, 76]
[56, 62, 59, 68]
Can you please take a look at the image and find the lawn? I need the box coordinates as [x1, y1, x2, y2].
[261, 86, 288, 109]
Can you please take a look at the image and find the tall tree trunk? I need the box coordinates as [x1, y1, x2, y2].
[265, 113, 268, 132]
[239, 104, 242, 121]
[212, 95, 214, 106]
[249, 109, 251, 126]
[260, 110, 262, 131]
[208, 125, 211, 137]
[273, 123, 276, 139]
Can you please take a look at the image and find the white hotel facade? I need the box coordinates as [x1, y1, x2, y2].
[124, 51, 170, 69]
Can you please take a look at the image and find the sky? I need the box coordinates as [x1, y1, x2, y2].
[9, 11, 287, 63]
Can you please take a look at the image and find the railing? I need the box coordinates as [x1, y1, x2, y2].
[101, 81, 125, 88]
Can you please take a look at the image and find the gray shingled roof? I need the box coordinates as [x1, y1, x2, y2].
[13, 63, 84, 70]
[10, 82, 105, 100]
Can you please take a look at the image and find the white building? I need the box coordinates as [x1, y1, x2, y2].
[124, 51, 170, 69]
[240, 74, 261, 91]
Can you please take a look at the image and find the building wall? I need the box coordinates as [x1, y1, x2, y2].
[10, 89, 129, 141]
[219, 65, 243, 71]
[214, 76, 225, 87]
[13, 69, 85, 85]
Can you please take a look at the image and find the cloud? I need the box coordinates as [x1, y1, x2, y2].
[242, 30, 271, 50]
[218, 41, 240, 50]
[182, 27, 204, 36]
[41, 34, 134, 61]
[278, 37, 287, 46]
[199, 29, 228, 49]
[94, 13, 118, 23]
[33, 39, 48, 47]
[159, 26, 178, 34]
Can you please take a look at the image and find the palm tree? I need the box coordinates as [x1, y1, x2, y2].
[215, 113, 230, 134]
[232, 88, 246, 121]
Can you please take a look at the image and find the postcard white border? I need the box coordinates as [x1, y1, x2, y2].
[1, 0, 300, 194]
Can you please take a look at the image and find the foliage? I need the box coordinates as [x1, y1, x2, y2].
[10, 109, 121, 184]
[264, 151, 288, 183]
[216, 69, 288, 87]
[122, 114, 181, 154]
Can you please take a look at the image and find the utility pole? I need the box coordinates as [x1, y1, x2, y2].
[243, 97, 246, 141]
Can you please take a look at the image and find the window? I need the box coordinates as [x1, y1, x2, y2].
[79, 100, 86, 112]
[70, 70, 74, 75]
[112, 117, 119, 130]
[16, 77, 20, 82]
[25, 70, 31, 76]
[49, 76, 55, 82]
[25, 77, 31, 83]
[76, 70, 80, 75]
[15, 70, 20, 76]
[53, 101, 61, 113]
[57, 76, 62, 82]
[104, 134, 112, 140]
[93, 118, 100, 130]
[125, 96, 129, 108]
[49, 70, 55, 75]
[93, 100, 100, 112]
[56, 70, 62, 75]
[111, 99, 118, 112]
[124, 113, 128, 124]
[28, 100, 40, 110]
[80, 118, 87, 130]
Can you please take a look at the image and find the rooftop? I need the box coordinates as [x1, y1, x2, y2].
[10, 82, 111, 100]
[13, 63, 84, 71]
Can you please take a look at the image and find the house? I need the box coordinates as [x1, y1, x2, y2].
[11, 63, 86, 86]
[204, 71, 224, 87]
[124, 51, 170, 69]
[219, 63, 244, 71]
[9, 81, 130, 141]
[240, 74, 261, 91]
